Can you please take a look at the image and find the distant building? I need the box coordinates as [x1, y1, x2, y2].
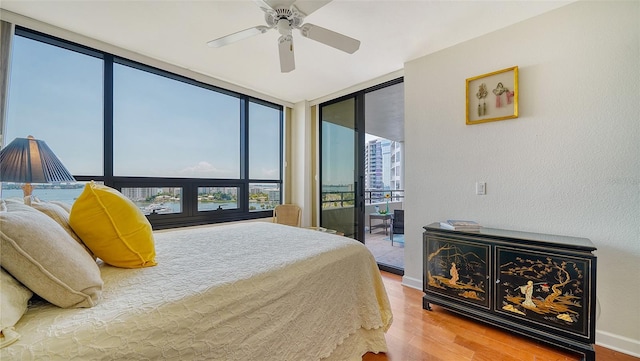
[267, 189, 280, 203]
[121, 187, 159, 201]
[381, 139, 391, 189]
[365, 137, 403, 199]
[365, 139, 384, 190]
[390, 141, 403, 190]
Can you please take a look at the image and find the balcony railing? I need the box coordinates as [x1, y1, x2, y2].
[321, 189, 404, 208]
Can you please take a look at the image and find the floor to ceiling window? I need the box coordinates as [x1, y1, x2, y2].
[3, 27, 283, 229]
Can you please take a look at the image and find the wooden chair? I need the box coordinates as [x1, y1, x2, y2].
[272, 204, 302, 227]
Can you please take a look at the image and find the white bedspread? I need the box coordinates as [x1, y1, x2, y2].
[2, 222, 392, 360]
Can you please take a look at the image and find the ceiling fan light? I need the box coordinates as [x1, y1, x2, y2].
[277, 19, 291, 36]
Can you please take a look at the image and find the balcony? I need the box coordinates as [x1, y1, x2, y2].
[321, 189, 404, 271]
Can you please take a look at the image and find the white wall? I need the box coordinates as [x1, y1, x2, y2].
[404, 1, 639, 356]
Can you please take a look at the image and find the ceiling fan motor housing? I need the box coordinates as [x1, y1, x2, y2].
[265, 5, 304, 31]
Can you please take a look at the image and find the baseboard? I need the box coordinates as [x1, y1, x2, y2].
[401, 275, 422, 290]
[596, 330, 640, 358]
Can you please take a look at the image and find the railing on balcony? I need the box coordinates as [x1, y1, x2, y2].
[321, 189, 404, 208]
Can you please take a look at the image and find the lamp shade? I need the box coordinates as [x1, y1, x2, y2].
[0, 136, 76, 183]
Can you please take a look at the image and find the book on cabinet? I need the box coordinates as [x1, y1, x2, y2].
[439, 220, 481, 230]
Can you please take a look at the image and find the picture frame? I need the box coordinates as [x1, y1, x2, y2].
[466, 66, 518, 125]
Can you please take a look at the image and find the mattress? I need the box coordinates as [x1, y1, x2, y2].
[1, 222, 392, 360]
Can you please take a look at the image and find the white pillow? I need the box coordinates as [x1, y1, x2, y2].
[0, 268, 32, 348]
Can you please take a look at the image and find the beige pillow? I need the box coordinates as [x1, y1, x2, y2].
[31, 200, 95, 259]
[2, 199, 32, 209]
[0, 207, 103, 308]
[50, 200, 72, 213]
[0, 268, 32, 348]
[4, 200, 41, 215]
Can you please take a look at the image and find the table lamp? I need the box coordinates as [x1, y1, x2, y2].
[0, 135, 76, 204]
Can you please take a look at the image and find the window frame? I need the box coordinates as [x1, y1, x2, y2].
[11, 26, 283, 229]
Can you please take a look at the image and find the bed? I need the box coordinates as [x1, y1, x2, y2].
[1, 218, 392, 360]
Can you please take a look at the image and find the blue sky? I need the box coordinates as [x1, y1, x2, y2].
[6, 35, 103, 175]
[6, 34, 280, 180]
[322, 121, 355, 186]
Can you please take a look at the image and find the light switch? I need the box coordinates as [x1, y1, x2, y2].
[476, 182, 486, 195]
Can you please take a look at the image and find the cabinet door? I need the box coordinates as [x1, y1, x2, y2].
[495, 246, 594, 342]
[425, 235, 490, 309]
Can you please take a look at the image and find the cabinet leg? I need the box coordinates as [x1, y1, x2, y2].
[422, 298, 432, 311]
[583, 348, 595, 361]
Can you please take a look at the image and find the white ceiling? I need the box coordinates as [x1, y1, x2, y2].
[1, 0, 573, 106]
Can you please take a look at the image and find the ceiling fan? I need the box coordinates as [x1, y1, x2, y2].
[207, 0, 360, 73]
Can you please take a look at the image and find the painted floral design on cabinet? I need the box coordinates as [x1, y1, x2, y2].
[497, 247, 590, 337]
[425, 238, 489, 308]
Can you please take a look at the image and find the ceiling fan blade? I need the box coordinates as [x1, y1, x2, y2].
[300, 23, 360, 54]
[207, 26, 269, 48]
[260, 0, 295, 12]
[253, 0, 278, 16]
[292, 0, 332, 16]
[278, 35, 295, 73]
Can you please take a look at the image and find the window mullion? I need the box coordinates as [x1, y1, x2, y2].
[103, 54, 114, 187]
[240, 97, 249, 211]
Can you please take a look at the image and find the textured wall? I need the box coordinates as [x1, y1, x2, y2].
[404, 1, 639, 355]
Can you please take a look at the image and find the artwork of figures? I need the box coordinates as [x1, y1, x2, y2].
[425, 238, 489, 308]
[519, 281, 537, 308]
[492, 82, 515, 108]
[476, 83, 488, 116]
[466, 66, 518, 125]
[497, 247, 590, 336]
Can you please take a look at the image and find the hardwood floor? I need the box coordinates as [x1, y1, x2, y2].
[363, 272, 639, 361]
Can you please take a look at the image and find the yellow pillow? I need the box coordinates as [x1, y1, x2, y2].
[69, 182, 157, 268]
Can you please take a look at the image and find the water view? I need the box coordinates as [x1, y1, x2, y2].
[1, 187, 275, 215]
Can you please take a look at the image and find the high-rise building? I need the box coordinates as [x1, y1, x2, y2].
[365, 139, 384, 190]
[365, 137, 403, 194]
[381, 139, 391, 189]
[390, 141, 403, 190]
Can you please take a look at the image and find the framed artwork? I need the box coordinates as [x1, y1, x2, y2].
[466, 66, 518, 125]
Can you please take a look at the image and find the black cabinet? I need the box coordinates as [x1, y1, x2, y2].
[423, 223, 597, 361]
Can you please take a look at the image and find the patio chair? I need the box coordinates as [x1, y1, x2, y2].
[390, 209, 404, 246]
[273, 204, 302, 227]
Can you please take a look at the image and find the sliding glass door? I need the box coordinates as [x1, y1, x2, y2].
[319, 78, 404, 274]
[319, 97, 364, 240]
